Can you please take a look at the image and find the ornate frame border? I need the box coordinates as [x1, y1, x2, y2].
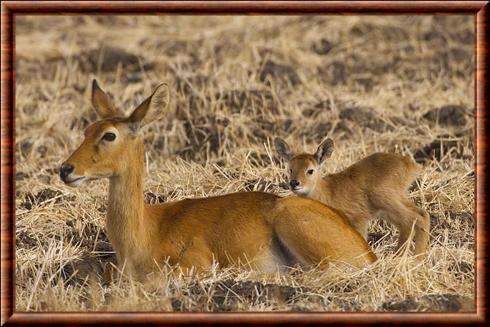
[1, 1, 488, 325]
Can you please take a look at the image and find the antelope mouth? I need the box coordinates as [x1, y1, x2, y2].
[64, 176, 86, 187]
[291, 187, 309, 195]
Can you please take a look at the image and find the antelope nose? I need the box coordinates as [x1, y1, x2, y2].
[59, 163, 74, 181]
[290, 180, 300, 188]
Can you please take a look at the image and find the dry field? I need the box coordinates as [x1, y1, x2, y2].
[14, 16, 474, 312]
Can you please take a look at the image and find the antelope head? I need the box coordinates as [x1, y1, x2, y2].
[274, 137, 334, 196]
[60, 80, 170, 186]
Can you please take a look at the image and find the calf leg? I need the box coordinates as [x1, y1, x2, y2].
[393, 218, 414, 254]
[403, 200, 430, 255]
[349, 216, 370, 240]
[377, 197, 429, 256]
[332, 206, 371, 240]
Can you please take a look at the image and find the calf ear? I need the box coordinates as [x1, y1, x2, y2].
[274, 137, 291, 160]
[91, 80, 120, 118]
[315, 138, 334, 164]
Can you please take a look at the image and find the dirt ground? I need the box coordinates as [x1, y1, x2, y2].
[14, 16, 474, 312]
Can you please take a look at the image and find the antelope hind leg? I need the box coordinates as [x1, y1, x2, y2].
[273, 198, 377, 268]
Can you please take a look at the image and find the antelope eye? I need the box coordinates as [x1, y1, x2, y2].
[102, 132, 116, 142]
[307, 169, 314, 175]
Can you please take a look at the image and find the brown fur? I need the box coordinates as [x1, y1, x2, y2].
[275, 137, 430, 256]
[60, 81, 376, 280]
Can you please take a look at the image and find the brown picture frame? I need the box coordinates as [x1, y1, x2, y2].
[1, 1, 488, 325]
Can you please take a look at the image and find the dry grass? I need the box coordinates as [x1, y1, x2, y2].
[15, 15, 474, 312]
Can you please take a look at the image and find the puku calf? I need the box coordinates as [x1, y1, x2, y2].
[275, 137, 430, 256]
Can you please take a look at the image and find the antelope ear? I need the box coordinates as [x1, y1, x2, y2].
[274, 137, 291, 160]
[91, 80, 120, 119]
[128, 83, 170, 128]
[315, 138, 334, 164]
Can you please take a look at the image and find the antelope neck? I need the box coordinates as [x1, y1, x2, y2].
[310, 177, 331, 203]
[106, 140, 148, 263]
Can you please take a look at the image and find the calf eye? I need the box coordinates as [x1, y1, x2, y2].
[307, 169, 314, 175]
[102, 132, 116, 142]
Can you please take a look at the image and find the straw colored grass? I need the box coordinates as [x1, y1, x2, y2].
[15, 15, 474, 312]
